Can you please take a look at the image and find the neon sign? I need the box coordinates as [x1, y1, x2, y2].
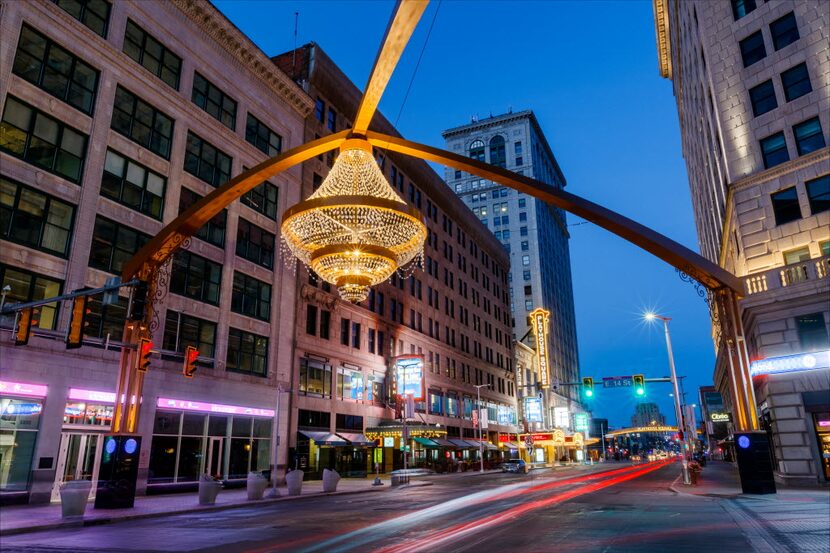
[68, 388, 116, 403]
[0, 380, 47, 398]
[156, 397, 274, 417]
[529, 308, 550, 389]
[750, 350, 829, 377]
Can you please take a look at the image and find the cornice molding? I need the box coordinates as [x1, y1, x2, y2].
[653, 0, 672, 79]
[442, 111, 533, 138]
[170, 0, 313, 117]
[731, 147, 830, 192]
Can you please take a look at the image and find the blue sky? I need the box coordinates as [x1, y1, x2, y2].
[215, 0, 714, 428]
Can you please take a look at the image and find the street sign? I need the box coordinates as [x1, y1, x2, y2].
[525, 435, 533, 448]
[602, 376, 633, 388]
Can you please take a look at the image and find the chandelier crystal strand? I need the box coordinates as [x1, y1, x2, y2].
[281, 142, 426, 303]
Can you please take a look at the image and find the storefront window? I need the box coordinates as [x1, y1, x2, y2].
[337, 368, 364, 400]
[299, 358, 331, 398]
[446, 394, 459, 417]
[0, 398, 41, 491]
[369, 376, 386, 404]
[463, 397, 473, 419]
[63, 402, 112, 426]
[429, 390, 443, 415]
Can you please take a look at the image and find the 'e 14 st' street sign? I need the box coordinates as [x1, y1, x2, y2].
[602, 376, 633, 388]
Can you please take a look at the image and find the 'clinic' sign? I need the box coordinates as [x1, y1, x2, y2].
[529, 308, 551, 389]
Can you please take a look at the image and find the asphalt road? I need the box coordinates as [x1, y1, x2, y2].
[0, 461, 755, 553]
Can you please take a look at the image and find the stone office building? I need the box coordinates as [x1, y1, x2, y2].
[654, 0, 829, 484]
[273, 43, 519, 476]
[0, 0, 309, 503]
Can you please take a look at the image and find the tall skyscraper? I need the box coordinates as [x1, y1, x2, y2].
[443, 112, 581, 414]
[654, 0, 829, 485]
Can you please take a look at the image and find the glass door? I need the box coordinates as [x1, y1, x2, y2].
[205, 437, 223, 479]
[51, 432, 102, 502]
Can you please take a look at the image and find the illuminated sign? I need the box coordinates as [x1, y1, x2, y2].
[0, 380, 47, 398]
[68, 388, 116, 403]
[498, 405, 512, 424]
[554, 407, 570, 429]
[737, 435, 750, 449]
[2, 402, 42, 416]
[394, 355, 425, 400]
[574, 413, 589, 433]
[516, 360, 523, 390]
[156, 397, 274, 417]
[349, 372, 364, 400]
[531, 433, 552, 441]
[750, 350, 830, 377]
[383, 437, 394, 447]
[710, 412, 731, 423]
[529, 308, 551, 389]
[524, 396, 543, 423]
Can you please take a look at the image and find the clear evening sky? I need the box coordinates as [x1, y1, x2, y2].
[214, 0, 714, 429]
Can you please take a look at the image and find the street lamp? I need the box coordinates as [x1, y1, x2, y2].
[474, 383, 491, 473]
[267, 383, 289, 498]
[645, 312, 691, 485]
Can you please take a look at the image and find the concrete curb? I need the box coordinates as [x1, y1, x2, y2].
[0, 485, 388, 537]
[668, 476, 741, 499]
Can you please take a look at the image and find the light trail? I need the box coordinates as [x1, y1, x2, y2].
[374, 459, 675, 553]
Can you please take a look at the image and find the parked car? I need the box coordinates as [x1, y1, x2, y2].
[501, 459, 529, 474]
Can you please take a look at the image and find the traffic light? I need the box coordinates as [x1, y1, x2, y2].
[136, 338, 152, 372]
[66, 295, 90, 349]
[128, 281, 149, 321]
[14, 308, 38, 346]
[183, 345, 198, 378]
[582, 377, 594, 399]
[633, 374, 646, 397]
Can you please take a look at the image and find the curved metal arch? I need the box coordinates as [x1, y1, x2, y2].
[364, 130, 743, 295]
[121, 130, 350, 281]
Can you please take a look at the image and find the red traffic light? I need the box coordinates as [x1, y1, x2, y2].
[136, 338, 152, 372]
[183, 345, 198, 378]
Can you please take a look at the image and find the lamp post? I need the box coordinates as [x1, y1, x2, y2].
[645, 312, 691, 485]
[267, 383, 288, 498]
[474, 384, 491, 473]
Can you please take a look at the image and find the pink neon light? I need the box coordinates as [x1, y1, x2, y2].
[68, 388, 117, 403]
[819, 420, 830, 428]
[0, 380, 48, 398]
[156, 397, 274, 417]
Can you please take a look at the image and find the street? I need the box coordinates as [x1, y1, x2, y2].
[2, 460, 811, 553]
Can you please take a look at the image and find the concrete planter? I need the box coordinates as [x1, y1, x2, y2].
[322, 468, 340, 493]
[285, 469, 304, 496]
[246, 472, 268, 500]
[198, 475, 222, 505]
[59, 480, 92, 518]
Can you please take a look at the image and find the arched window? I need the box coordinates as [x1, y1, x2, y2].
[489, 135, 506, 168]
[469, 140, 485, 162]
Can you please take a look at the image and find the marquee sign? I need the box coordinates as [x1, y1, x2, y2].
[710, 412, 731, 423]
[529, 308, 551, 389]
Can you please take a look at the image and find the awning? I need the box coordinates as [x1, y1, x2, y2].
[414, 437, 439, 447]
[449, 439, 477, 449]
[468, 440, 499, 451]
[298, 430, 348, 446]
[502, 442, 522, 449]
[431, 438, 457, 448]
[337, 432, 377, 446]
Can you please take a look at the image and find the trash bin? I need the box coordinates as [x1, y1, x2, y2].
[247, 472, 268, 500]
[59, 480, 92, 518]
[198, 474, 222, 505]
[391, 474, 409, 486]
[285, 469, 304, 496]
[322, 468, 341, 493]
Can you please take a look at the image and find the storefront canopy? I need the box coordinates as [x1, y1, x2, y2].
[501, 442, 523, 449]
[449, 439, 477, 449]
[299, 430, 348, 446]
[414, 437, 439, 447]
[336, 432, 377, 446]
[431, 438, 457, 447]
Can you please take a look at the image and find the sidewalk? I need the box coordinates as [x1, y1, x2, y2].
[670, 461, 830, 553]
[0, 477, 387, 537]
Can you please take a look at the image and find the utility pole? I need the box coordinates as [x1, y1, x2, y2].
[474, 383, 490, 473]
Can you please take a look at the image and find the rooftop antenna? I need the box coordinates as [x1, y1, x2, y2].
[292, 12, 299, 78]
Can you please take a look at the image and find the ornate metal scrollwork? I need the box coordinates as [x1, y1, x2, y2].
[147, 255, 174, 334]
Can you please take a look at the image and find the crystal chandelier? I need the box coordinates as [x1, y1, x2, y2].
[281, 139, 426, 303]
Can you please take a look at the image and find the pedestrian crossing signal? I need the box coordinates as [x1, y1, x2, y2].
[183, 345, 198, 378]
[582, 377, 594, 398]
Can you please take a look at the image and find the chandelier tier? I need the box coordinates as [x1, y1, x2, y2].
[281, 139, 426, 303]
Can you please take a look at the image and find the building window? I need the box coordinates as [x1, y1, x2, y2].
[0, 96, 87, 183]
[170, 251, 221, 305]
[739, 31, 765, 68]
[226, 328, 268, 377]
[88, 216, 150, 274]
[806, 175, 830, 215]
[770, 12, 799, 51]
[123, 19, 181, 89]
[184, 131, 232, 187]
[793, 118, 825, 156]
[337, 368, 365, 401]
[306, 304, 318, 335]
[163, 310, 216, 359]
[770, 187, 801, 226]
[326, 107, 336, 132]
[192, 72, 237, 130]
[520, 226, 528, 237]
[760, 132, 789, 169]
[299, 358, 331, 397]
[731, 0, 756, 20]
[245, 114, 282, 157]
[178, 188, 225, 248]
[13, 25, 99, 114]
[522, 255, 530, 266]
[320, 309, 331, 340]
[469, 140, 485, 161]
[314, 98, 324, 122]
[518, 198, 526, 208]
[489, 135, 506, 167]
[101, 149, 165, 219]
[351, 322, 361, 349]
[748, 80, 777, 117]
[236, 218, 274, 269]
[0, 265, 62, 330]
[781, 63, 812, 102]
[240, 180, 278, 221]
[796, 313, 829, 351]
[340, 318, 350, 346]
[84, 294, 127, 339]
[111, 86, 173, 159]
[231, 272, 271, 321]
[429, 390, 444, 415]
[783, 247, 810, 265]
[525, 299, 533, 311]
[0, 176, 75, 257]
[52, 0, 110, 37]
